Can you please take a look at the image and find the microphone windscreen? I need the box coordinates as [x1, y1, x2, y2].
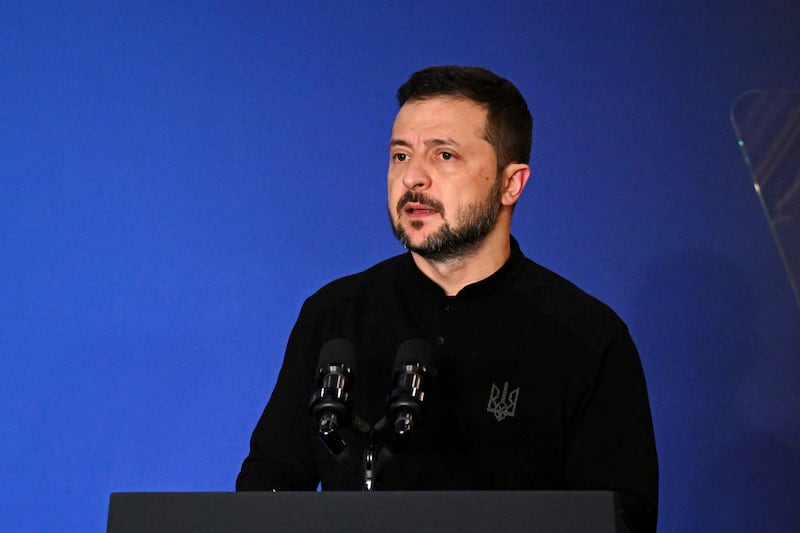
[393, 338, 436, 376]
[317, 338, 357, 375]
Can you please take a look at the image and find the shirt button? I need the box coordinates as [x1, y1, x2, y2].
[434, 336, 445, 345]
[443, 304, 451, 312]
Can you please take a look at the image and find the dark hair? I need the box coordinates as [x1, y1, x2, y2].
[396, 66, 532, 171]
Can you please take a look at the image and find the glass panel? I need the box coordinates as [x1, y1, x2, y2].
[731, 91, 800, 306]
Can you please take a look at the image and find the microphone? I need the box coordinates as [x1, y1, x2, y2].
[386, 338, 437, 436]
[309, 339, 357, 455]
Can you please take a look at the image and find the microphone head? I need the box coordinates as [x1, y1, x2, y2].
[393, 338, 437, 377]
[317, 338, 358, 376]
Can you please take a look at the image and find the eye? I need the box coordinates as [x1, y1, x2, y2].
[440, 151, 454, 160]
[392, 153, 408, 162]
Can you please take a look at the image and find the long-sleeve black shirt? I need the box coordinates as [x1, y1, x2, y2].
[237, 238, 658, 532]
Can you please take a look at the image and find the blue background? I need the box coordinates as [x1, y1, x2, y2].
[2, 2, 799, 531]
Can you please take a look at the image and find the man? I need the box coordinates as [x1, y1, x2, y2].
[237, 66, 658, 532]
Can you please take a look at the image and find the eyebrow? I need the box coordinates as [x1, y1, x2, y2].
[389, 138, 462, 149]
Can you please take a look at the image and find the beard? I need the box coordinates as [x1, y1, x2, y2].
[391, 176, 502, 263]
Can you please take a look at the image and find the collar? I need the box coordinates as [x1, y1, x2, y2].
[402, 236, 526, 299]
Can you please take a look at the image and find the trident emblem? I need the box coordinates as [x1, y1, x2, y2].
[486, 381, 519, 421]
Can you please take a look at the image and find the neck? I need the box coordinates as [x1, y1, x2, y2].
[411, 225, 512, 296]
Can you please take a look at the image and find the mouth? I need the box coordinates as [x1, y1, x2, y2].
[396, 192, 444, 219]
[404, 203, 439, 216]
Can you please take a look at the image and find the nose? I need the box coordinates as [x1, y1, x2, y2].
[401, 158, 432, 191]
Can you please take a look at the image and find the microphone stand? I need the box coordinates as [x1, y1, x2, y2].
[360, 358, 433, 491]
[359, 415, 408, 491]
[362, 445, 376, 491]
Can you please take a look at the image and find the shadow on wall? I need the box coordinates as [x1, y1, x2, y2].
[635, 248, 800, 532]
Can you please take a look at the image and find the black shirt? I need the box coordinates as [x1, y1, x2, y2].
[237, 238, 658, 532]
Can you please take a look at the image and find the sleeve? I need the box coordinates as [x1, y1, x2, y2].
[564, 325, 659, 533]
[235, 299, 322, 491]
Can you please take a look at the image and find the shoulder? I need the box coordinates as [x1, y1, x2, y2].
[511, 255, 629, 353]
[303, 253, 410, 309]
[285, 253, 412, 351]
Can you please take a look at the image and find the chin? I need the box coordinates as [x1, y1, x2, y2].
[405, 224, 438, 242]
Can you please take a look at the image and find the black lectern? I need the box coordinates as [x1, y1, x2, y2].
[107, 491, 630, 533]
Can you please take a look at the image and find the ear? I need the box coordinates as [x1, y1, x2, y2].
[500, 163, 531, 207]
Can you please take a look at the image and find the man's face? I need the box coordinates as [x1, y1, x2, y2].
[387, 97, 502, 262]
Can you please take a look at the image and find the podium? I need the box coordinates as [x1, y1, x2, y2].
[107, 491, 631, 533]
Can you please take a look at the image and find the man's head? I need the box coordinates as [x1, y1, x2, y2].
[396, 66, 532, 173]
[388, 66, 532, 263]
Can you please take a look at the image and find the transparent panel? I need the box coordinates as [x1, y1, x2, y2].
[731, 91, 800, 306]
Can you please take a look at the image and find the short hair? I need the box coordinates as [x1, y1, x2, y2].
[396, 66, 533, 171]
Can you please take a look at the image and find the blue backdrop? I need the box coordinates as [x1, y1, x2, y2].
[2, 2, 798, 531]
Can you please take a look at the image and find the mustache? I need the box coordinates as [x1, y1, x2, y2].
[396, 191, 445, 215]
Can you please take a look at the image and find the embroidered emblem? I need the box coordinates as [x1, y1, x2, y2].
[486, 381, 519, 421]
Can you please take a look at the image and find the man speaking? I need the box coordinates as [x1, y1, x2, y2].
[237, 66, 658, 532]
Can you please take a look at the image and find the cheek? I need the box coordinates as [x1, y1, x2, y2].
[386, 170, 398, 189]
[387, 182, 401, 212]
[388, 173, 407, 194]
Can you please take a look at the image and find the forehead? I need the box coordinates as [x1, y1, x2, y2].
[391, 97, 488, 141]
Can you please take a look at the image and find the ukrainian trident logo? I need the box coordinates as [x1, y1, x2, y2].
[486, 381, 519, 421]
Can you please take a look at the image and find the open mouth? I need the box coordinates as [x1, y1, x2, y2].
[406, 205, 438, 215]
[396, 192, 445, 218]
